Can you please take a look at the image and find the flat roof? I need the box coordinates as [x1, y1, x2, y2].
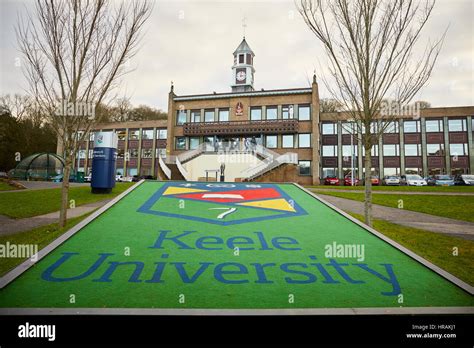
[173, 87, 312, 101]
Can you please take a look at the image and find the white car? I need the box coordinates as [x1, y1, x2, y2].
[400, 174, 427, 186]
[115, 174, 123, 182]
[84, 174, 92, 182]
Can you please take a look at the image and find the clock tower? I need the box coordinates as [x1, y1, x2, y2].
[231, 37, 255, 92]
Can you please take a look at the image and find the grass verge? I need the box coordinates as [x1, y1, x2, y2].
[0, 182, 133, 219]
[311, 190, 474, 223]
[307, 185, 474, 192]
[0, 181, 21, 191]
[0, 213, 91, 276]
[350, 213, 474, 286]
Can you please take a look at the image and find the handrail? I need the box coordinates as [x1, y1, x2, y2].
[176, 157, 190, 181]
[158, 155, 171, 179]
[242, 151, 298, 180]
[177, 143, 207, 163]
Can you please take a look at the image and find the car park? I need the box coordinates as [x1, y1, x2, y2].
[454, 174, 474, 185]
[400, 174, 427, 186]
[426, 175, 455, 186]
[382, 175, 400, 186]
[324, 176, 340, 185]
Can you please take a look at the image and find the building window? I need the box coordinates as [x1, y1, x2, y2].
[116, 130, 126, 140]
[298, 105, 311, 121]
[127, 168, 138, 177]
[88, 149, 94, 159]
[427, 144, 444, 156]
[204, 110, 215, 122]
[425, 119, 443, 132]
[405, 168, 422, 175]
[218, 109, 229, 122]
[298, 161, 311, 176]
[362, 145, 379, 156]
[323, 145, 336, 157]
[383, 168, 400, 176]
[250, 107, 262, 121]
[448, 119, 467, 132]
[142, 129, 153, 139]
[282, 135, 294, 148]
[175, 137, 186, 150]
[403, 120, 420, 133]
[157, 129, 167, 139]
[128, 129, 139, 140]
[322, 123, 336, 135]
[341, 122, 356, 134]
[298, 133, 311, 148]
[323, 168, 338, 178]
[129, 148, 139, 158]
[450, 143, 468, 156]
[156, 148, 166, 158]
[89, 132, 95, 141]
[141, 149, 153, 158]
[266, 107, 277, 120]
[383, 121, 399, 133]
[342, 145, 357, 157]
[239, 54, 244, 64]
[404, 144, 421, 156]
[189, 137, 200, 150]
[282, 105, 294, 119]
[383, 144, 400, 156]
[176, 110, 186, 125]
[246, 54, 252, 65]
[191, 110, 201, 123]
[265, 135, 278, 148]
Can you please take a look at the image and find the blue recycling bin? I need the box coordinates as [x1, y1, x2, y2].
[91, 132, 118, 194]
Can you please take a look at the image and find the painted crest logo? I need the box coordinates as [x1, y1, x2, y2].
[137, 183, 307, 225]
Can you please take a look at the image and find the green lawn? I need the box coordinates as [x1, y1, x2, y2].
[350, 213, 474, 286]
[311, 190, 474, 223]
[307, 185, 474, 192]
[0, 182, 133, 219]
[0, 213, 90, 276]
[0, 181, 21, 191]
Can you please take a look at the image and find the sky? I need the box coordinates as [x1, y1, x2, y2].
[0, 0, 473, 111]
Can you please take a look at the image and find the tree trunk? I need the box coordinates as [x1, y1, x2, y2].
[59, 156, 72, 228]
[364, 146, 373, 227]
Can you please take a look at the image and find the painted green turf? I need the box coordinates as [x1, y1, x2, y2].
[0, 181, 472, 309]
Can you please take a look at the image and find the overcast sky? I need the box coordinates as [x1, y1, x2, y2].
[0, 0, 473, 111]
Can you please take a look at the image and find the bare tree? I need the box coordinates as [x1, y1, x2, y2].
[297, 0, 445, 226]
[17, 0, 153, 227]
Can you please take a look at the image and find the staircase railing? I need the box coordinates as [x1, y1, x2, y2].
[176, 157, 190, 181]
[177, 143, 207, 163]
[158, 155, 172, 179]
[242, 152, 298, 181]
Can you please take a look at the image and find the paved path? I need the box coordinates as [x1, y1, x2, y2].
[0, 199, 111, 236]
[14, 181, 89, 191]
[316, 193, 474, 241]
[312, 188, 474, 196]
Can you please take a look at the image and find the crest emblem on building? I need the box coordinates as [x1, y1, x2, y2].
[235, 102, 243, 116]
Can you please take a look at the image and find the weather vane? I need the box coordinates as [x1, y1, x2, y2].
[242, 16, 247, 38]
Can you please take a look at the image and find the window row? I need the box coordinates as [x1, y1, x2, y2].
[115, 129, 167, 141]
[176, 105, 311, 125]
[322, 143, 469, 157]
[321, 118, 470, 135]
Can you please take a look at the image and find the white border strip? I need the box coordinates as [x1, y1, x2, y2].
[294, 183, 474, 295]
[0, 306, 473, 316]
[0, 180, 145, 289]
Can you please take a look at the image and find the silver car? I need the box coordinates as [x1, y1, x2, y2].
[383, 175, 400, 186]
[400, 174, 427, 186]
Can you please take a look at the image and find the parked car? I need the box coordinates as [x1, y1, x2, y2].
[0, 171, 8, 178]
[454, 174, 474, 185]
[426, 175, 455, 186]
[122, 176, 134, 182]
[84, 173, 92, 182]
[324, 176, 340, 185]
[370, 176, 380, 186]
[344, 176, 360, 186]
[115, 175, 123, 182]
[383, 175, 400, 186]
[400, 174, 427, 186]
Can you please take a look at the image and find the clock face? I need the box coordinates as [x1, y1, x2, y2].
[236, 71, 246, 81]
